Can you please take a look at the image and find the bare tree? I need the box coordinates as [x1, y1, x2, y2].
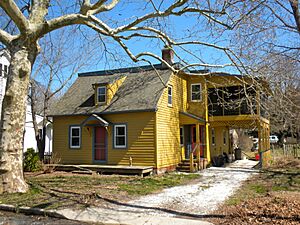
[0, 0, 298, 193]
[0, 0, 255, 193]
[29, 29, 96, 160]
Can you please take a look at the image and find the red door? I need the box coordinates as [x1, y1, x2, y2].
[94, 127, 106, 161]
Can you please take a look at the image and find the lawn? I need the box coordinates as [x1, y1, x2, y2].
[0, 172, 200, 210]
[208, 151, 300, 225]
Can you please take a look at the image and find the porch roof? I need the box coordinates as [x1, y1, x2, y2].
[179, 112, 205, 125]
[208, 115, 269, 128]
[81, 114, 110, 127]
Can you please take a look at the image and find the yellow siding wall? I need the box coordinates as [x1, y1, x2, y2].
[186, 76, 206, 118]
[53, 116, 93, 164]
[209, 126, 230, 158]
[94, 76, 126, 106]
[104, 112, 156, 166]
[52, 112, 156, 166]
[156, 74, 186, 168]
[106, 76, 126, 104]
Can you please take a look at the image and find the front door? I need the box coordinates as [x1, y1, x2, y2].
[94, 127, 107, 161]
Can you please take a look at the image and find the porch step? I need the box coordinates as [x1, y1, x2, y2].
[176, 161, 198, 172]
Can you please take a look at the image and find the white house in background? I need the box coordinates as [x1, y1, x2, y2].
[0, 49, 53, 154]
[0, 49, 10, 116]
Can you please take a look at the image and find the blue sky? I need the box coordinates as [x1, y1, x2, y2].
[28, 0, 299, 93]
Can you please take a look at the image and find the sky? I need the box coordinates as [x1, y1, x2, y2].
[1, 1, 299, 94]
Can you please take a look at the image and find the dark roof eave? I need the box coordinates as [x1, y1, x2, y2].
[49, 108, 157, 117]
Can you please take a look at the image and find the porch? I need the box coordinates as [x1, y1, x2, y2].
[209, 114, 271, 166]
[178, 112, 209, 172]
[51, 164, 153, 177]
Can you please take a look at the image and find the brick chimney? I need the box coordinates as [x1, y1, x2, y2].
[161, 47, 174, 68]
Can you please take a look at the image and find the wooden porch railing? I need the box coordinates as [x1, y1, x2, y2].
[189, 143, 200, 172]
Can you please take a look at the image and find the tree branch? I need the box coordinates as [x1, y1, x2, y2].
[0, 29, 14, 46]
[289, 0, 300, 34]
[0, 0, 28, 33]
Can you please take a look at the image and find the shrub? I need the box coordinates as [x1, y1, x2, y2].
[24, 148, 42, 172]
[43, 152, 61, 173]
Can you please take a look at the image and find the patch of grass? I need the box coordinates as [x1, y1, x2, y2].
[250, 184, 267, 194]
[0, 172, 200, 210]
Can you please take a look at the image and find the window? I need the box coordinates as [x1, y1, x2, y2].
[70, 126, 81, 148]
[97, 86, 106, 103]
[180, 127, 184, 146]
[191, 83, 202, 102]
[0, 64, 2, 76]
[168, 85, 172, 106]
[114, 124, 127, 148]
[211, 128, 215, 145]
[223, 130, 227, 145]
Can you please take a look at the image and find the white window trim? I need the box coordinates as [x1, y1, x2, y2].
[180, 126, 184, 146]
[168, 85, 173, 107]
[97, 86, 106, 103]
[114, 124, 127, 149]
[191, 83, 202, 102]
[70, 126, 81, 149]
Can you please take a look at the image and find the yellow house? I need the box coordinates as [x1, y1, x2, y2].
[50, 50, 270, 173]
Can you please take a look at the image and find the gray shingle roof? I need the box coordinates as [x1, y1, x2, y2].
[49, 67, 172, 116]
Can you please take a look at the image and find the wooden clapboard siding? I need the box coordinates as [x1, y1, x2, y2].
[106, 76, 126, 105]
[53, 112, 156, 166]
[209, 126, 230, 158]
[53, 116, 93, 164]
[156, 74, 186, 168]
[186, 76, 206, 118]
[104, 112, 156, 166]
[94, 76, 127, 106]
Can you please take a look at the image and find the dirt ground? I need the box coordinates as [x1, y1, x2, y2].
[207, 158, 300, 225]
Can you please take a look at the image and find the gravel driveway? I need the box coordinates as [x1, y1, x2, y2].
[116, 159, 259, 217]
[56, 160, 259, 224]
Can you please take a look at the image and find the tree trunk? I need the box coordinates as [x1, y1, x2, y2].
[30, 82, 45, 161]
[0, 44, 37, 193]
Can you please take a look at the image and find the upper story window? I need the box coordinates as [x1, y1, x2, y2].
[191, 83, 202, 102]
[97, 86, 106, 103]
[168, 85, 172, 106]
[70, 126, 81, 149]
[114, 124, 127, 149]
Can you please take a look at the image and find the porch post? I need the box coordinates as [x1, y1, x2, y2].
[196, 123, 200, 170]
[257, 120, 263, 167]
[204, 81, 211, 162]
